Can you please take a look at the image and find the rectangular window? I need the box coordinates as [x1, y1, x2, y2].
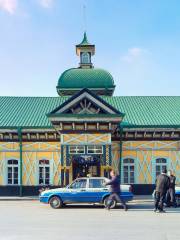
[87, 146, 103, 154]
[123, 165, 135, 184]
[69, 146, 85, 154]
[7, 166, 19, 185]
[39, 166, 50, 185]
[155, 158, 167, 177]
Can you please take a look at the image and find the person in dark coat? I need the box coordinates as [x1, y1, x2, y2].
[105, 170, 128, 211]
[154, 167, 170, 212]
[166, 170, 176, 207]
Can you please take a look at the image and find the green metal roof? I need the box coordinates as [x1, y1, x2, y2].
[0, 96, 180, 128]
[76, 32, 91, 46]
[57, 68, 115, 90]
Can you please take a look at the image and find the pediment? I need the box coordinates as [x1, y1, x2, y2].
[49, 89, 124, 116]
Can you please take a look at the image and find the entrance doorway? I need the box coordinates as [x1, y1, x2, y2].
[72, 155, 100, 179]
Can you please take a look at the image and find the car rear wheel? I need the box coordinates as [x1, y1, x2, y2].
[103, 196, 116, 209]
[49, 196, 63, 209]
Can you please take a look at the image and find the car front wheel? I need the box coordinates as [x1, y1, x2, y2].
[103, 196, 116, 209]
[49, 196, 63, 209]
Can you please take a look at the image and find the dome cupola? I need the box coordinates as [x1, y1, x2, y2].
[57, 33, 115, 96]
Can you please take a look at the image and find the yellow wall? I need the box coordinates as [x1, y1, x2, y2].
[121, 141, 180, 184]
[0, 140, 180, 186]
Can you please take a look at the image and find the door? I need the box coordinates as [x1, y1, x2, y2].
[65, 178, 88, 203]
[87, 178, 108, 202]
[72, 155, 101, 179]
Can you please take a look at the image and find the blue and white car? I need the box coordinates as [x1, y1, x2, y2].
[175, 186, 180, 206]
[39, 177, 134, 209]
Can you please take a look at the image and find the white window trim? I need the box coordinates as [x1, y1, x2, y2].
[122, 157, 136, 184]
[6, 159, 20, 185]
[38, 159, 51, 186]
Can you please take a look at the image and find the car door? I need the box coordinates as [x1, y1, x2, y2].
[87, 178, 109, 203]
[66, 178, 88, 203]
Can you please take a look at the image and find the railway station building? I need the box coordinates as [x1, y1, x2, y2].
[0, 33, 180, 195]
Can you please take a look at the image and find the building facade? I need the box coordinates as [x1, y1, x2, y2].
[0, 33, 180, 196]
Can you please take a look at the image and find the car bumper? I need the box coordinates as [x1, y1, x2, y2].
[121, 193, 134, 202]
[39, 195, 49, 204]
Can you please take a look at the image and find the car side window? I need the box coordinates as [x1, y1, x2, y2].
[70, 179, 87, 189]
[89, 179, 105, 188]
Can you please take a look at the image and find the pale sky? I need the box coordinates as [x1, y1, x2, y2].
[0, 0, 180, 96]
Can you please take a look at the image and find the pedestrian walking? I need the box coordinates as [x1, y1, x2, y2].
[166, 170, 176, 207]
[105, 170, 128, 211]
[154, 167, 170, 213]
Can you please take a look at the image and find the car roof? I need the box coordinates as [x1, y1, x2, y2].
[76, 177, 107, 180]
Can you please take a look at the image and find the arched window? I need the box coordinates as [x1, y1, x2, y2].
[7, 159, 19, 185]
[155, 158, 167, 177]
[39, 160, 50, 185]
[123, 158, 135, 184]
[81, 52, 90, 64]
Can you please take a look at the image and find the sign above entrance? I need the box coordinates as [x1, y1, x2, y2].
[73, 155, 100, 165]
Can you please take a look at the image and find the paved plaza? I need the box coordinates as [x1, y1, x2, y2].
[0, 200, 179, 240]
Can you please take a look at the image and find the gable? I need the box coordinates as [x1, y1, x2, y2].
[49, 88, 124, 116]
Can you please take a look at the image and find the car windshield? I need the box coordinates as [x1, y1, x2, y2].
[89, 179, 106, 188]
[69, 179, 87, 189]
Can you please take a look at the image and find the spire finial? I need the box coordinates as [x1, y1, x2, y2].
[83, 2, 87, 33]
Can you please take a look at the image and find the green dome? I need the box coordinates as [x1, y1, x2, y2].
[57, 68, 115, 96]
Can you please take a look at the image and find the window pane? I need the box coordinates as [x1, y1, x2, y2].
[87, 146, 103, 154]
[8, 167, 12, 173]
[39, 160, 49, 165]
[45, 179, 49, 185]
[162, 165, 167, 172]
[13, 160, 18, 165]
[89, 179, 104, 188]
[8, 160, 18, 165]
[130, 177, 134, 183]
[8, 179, 12, 184]
[124, 158, 134, 164]
[156, 158, 167, 164]
[124, 177, 128, 184]
[39, 172, 43, 179]
[124, 166, 128, 171]
[14, 167, 18, 173]
[156, 166, 160, 171]
[8, 173, 12, 178]
[39, 179, 44, 185]
[14, 173, 18, 179]
[130, 166, 134, 171]
[81, 52, 90, 64]
[70, 179, 87, 189]
[69, 146, 85, 154]
[14, 179, 18, 184]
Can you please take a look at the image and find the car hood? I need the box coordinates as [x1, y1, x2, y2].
[41, 187, 68, 195]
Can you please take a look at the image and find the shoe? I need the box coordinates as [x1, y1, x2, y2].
[157, 209, 166, 213]
[105, 207, 110, 210]
[124, 205, 128, 211]
[153, 208, 157, 212]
